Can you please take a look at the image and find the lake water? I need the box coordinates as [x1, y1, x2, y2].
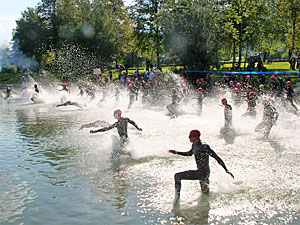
[1, 81, 300, 224]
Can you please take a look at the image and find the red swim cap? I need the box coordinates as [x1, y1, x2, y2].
[221, 98, 227, 104]
[189, 130, 201, 139]
[113, 109, 122, 117]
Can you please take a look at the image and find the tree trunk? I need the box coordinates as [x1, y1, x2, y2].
[232, 40, 236, 68]
[238, 28, 243, 68]
[156, 26, 160, 68]
[291, 12, 296, 58]
[238, 0, 243, 68]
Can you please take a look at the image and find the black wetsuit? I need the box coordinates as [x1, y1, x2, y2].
[174, 141, 228, 194]
[128, 88, 137, 109]
[255, 101, 279, 137]
[56, 100, 82, 108]
[31, 87, 40, 102]
[34, 87, 40, 94]
[167, 93, 180, 116]
[6, 87, 12, 98]
[285, 86, 298, 110]
[224, 103, 232, 129]
[243, 96, 256, 117]
[93, 117, 140, 143]
[79, 88, 84, 96]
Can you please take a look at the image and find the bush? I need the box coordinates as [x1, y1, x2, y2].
[1, 65, 17, 73]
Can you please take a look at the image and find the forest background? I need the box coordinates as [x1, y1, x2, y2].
[0, 0, 299, 82]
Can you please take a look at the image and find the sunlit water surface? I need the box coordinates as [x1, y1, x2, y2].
[1, 83, 300, 224]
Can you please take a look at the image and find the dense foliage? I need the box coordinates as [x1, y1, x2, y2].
[11, 0, 300, 77]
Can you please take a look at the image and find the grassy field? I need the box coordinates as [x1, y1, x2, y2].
[219, 61, 294, 72]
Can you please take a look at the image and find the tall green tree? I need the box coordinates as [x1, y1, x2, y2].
[129, 0, 165, 67]
[271, 0, 300, 57]
[222, 0, 267, 67]
[13, 8, 49, 62]
[13, 0, 131, 77]
[160, 0, 224, 70]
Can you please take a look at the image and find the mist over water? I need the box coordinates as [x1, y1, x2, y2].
[1, 74, 300, 224]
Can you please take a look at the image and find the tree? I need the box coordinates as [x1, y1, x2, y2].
[271, 0, 300, 58]
[222, 0, 268, 68]
[13, 8, 49, 62]
[129, 0, 166, 67]
[13, 0, 131, 77]
[160, 0, 224, 70]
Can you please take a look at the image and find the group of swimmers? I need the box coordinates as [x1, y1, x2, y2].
[3, 72, 298, 207]
[79, 108, 234, 207]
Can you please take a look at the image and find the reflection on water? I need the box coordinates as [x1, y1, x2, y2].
[172, 194, 210, 224]
[0, 176, 37, 223]
[1, 84, 300, 224]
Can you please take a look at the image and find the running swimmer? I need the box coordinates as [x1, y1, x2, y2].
[243, 91, 257, 117]
[128, 84, 138, 109]
[284, 81, 298, 111]
[31, 84, 42, 103]
[168, 130, 234, 206]
[60, 83, 70, 93]
[166, 88, 181, 118]
[78, 85, 84, 96]
[255, 97, 279, 138]
[6, 84, 12, 98]
[90, 109, 142, 145]
[34, 83, 40, 94]
[220, 98, 233, 134]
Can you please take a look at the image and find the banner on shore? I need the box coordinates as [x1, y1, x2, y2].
[93, 68, 102, 75]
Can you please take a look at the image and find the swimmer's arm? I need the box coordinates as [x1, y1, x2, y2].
[90, 122, 116, 133]
[209, 148, 234, 179]
[168, 149, 193, 156]
[127, 118, 142, 131]
[79, 120, 109, 130]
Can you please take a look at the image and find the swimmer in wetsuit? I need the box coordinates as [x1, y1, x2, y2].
[90, 109, 142, 144]
[243, 91, 256, 117]
[128, 84, 138, 109]
[60, 83, 70, 93]
[56, 100, 83, 108]
[169, 130, 234, 205]
[31, 84, 41, 102]
[221, 98, 233, 133]
[284, 81, 298, 111]
[166, 88, 181, 117]
[6, 84, 12, 98]
[255, 97, 279, 138]
[34, 84, 40, 94]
